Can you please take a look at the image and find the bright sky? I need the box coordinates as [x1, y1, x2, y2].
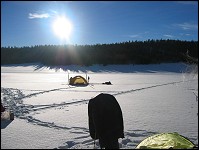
[1, 1, 198, 47]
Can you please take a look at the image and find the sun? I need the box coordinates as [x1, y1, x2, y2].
[52, 16, 73, 40]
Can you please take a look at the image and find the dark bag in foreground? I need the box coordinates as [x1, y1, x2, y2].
[88, 93, 124, 149]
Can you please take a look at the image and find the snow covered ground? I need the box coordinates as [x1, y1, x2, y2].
[1, 63, 198, 149]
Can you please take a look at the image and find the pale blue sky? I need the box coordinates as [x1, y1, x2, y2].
[1, 1, 198, 47]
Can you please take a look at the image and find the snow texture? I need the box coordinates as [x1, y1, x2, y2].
[1, 63, 198, 149]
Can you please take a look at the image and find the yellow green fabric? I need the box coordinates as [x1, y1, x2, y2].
[135, 132, 195, 149]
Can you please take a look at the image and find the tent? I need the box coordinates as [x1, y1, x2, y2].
[69, 76, 88, 85]
[135, 132, 196, 149]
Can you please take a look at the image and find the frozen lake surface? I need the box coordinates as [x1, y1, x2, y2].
[1, 63, 198, 149]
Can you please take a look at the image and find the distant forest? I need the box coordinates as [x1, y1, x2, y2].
[1, 39, 198, 66]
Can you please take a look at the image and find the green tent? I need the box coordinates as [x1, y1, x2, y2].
[135, 132, 196, 149]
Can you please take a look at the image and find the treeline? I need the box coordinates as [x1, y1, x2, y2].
[1, 39, 198, 66]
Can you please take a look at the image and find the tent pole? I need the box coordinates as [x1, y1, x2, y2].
[68, 72, 69, 84]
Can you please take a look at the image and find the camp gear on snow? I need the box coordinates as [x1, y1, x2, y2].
[69, 76, 88, 85]
[102, 81, 112, 85]
[135, 132, 196, 149]
[88, 93, 124, 149]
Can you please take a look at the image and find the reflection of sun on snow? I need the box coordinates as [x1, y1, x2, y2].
[52, 16, 73, 40]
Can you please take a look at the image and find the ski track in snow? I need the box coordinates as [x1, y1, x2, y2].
[1, 78, 198, 149]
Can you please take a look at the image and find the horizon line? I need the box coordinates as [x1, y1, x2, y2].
[1, 39, 198, 48]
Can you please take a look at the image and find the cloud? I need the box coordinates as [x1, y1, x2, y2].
[176, 1, 198, 5]
[163, 34, 174, 38]
[28, 13, 50, 19]
[174, 23, 198, 30]
[129, 34, 140, 38]
[179, 33, 191, 36]
[127, 32, 149, 38]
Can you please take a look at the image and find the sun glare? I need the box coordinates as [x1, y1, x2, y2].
[52, 16, 73, 40]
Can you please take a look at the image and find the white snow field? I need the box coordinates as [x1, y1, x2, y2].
[1, 63, 198, 149]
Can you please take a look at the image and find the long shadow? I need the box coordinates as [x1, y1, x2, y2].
[2, 63, 188, 73]
[27, 79, 196, 112]
[52, 129, 159, 149]
[22, 116, 71, 130]
[113, 79, 195, 96]
[31, 99, 89, 111]
[34, 63, 188, 73]
[123, 129, 159, 148]
[15, 86, 77, 100]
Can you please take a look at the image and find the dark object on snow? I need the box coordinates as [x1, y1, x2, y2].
[102, 81, 112, 85]
[1, 103, 5, 113]
[10, 111, 14, 120]
[88, 93, 124, 149]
